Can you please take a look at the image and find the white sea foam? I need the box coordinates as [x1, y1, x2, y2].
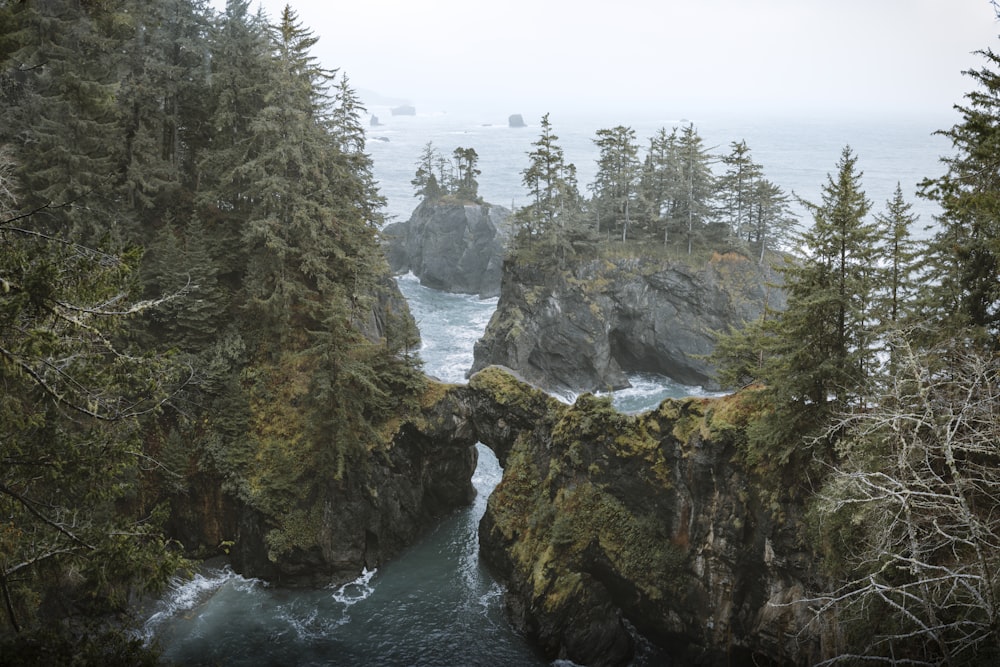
[141, 565, 248, 641]
[330, 566, 377, 606]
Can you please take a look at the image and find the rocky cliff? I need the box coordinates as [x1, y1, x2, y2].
[165, 379, 481, 586]
[381, 200, 510, 297]
[460, 367, 822, 666]
[168, 362, 827, 663]
[471, 253, 783, 394]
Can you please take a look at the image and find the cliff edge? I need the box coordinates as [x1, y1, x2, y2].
[471, 252, 783, 394]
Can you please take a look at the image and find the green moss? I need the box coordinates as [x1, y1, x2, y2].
[469, 365, 561, 416]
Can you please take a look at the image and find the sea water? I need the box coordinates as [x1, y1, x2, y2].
[147, 110, 954, 664]
[367, 108, 952, 233]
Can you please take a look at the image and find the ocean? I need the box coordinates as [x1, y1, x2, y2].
[366, 107, 954, 234]
[144, 109, 956, 665]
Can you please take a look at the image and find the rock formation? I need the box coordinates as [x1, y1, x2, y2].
[167, 377, 481, 586]
[471, 253, 783, 393]
[382, 200, 511, 298]
[170, 361, 827, 663]
[466, 367, 820, 666]
[508, 113, 527, 128]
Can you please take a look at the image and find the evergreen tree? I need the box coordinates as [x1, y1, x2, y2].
[0, 137, 183, 648]
[717, 140, 763, 243]
[919, 47, 1000, 347]
[715, 147, 876, 468]
[748, 177, 796, 262]
[638, 127, 681, 244]
[411, 141, 443, 201]
[873, 183, 920, 331]
[117, 0, 211, 222]
[194, 0, 273, 280]
[0, 0, 125, 240]
[674, 124, 717, 254]
[515, 113, 583, 259]
[589, 125, 640, 241]
[452, 146, 481, 201]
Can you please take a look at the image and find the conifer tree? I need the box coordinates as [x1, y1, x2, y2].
[118, 0, 212, 221]
[919, 47, 1000, 348]
[748, 178, 796, 263]
[638, 127, 681, 244]
[515, 113, 583, 258]
[873, 183, 919, 331]
[0, 121, 184, 650]
[714, 147, 876, 468]
[674, 124, 717, 254]
[411, 141, 444, 201]
[717, 140, 763, 243]
[452, 147, 481, 201]
[0, 0, 124, 240]
[590, 125, 640, 241]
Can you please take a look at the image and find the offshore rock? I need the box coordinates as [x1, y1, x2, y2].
[382, 200, 511, 298]
[470, 253, 782, 394]
[460, 366, 821, 666]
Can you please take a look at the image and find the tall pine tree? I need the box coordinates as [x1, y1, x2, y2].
[920, 47, 1000, 348]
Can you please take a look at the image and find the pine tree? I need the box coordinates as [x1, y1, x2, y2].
[674, 124, 717, 254]
[717, 140, 763, 243]
[0, 0, 125, 240]
[590, 125, 640, 241]
[0, 124, 183, 648]
[638, 127, 680, 244]
[715, 146, 877, 469]
[919, 47, 1000, 347]
[452, 146, 481, 201]
[515, 113, 583, 259]
[873, 183, 920, 331]
[411, 141, 444, 202]
[748, 178, 796, 263]
[117, 0, 212, 221]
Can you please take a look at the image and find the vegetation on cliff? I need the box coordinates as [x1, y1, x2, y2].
[705, 46, 1000, 665]
[0, 0, 424, 657]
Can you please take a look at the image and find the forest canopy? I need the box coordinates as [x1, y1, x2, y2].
[0, 0, 421, 658]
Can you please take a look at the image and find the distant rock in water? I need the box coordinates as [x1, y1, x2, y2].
[508, 114, 526, 128]
[381, 200, 511, 298]
[391, 105, 416, 116]
[471, 253, 784, 393]
[370, 114, 381, 126]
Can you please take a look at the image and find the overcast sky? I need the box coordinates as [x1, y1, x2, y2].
[218, 0, 999, 119]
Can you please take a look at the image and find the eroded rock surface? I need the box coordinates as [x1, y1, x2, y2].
[382, 200, 510, 297]
[461, 367, 820, 666]
[471, 254, 783, 393]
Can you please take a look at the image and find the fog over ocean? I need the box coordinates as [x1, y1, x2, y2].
[367, 107, 953, 237]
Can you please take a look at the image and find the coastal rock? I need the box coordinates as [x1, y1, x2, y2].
[181, 380, 481, 586]
[382, 200, 511, 297]
[508, 113, 527, 128]
[471, 253, 783, 393]
[460, 366, 820, 666]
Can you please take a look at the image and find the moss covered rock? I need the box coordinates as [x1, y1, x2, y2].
[465, 369, 818, 666]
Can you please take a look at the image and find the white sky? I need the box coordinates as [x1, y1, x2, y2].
[219, 0, 999, 118]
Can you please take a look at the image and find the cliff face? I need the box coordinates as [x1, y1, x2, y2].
[382, 200, 510, 297]
[462, 367, 821, 666]
[167, 363, 825, 663]
[471, 253, 782, 393]
[166, 380, 481, 586]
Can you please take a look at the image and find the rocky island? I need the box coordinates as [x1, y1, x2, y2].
[382, 199, 511, 298]
[471, 252, 783, 394]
